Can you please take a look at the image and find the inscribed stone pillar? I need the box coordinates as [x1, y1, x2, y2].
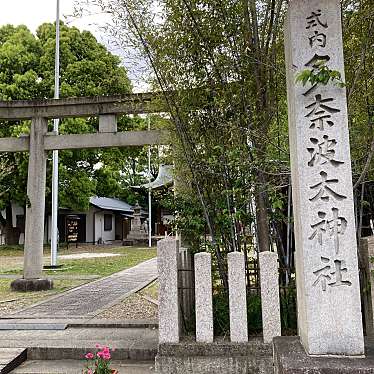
[285, 0, 364, 355]
[24, 117, 48, 279]
[194, 252, 214, 343]
[228, 251, 248, 343]
[158, 238, 180, 343]
[259, 251, 281, 344]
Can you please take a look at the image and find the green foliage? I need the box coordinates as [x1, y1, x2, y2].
[280, 286, 297, 335]
[247, 294, 262, 334]
[295, 60, 345, 88]
[0, 22, 157, 215]
[80, 0, 290, 266]
[79, 0, 374, 292]
[212, 287, 230, 336]
[212, 287, 263, 336]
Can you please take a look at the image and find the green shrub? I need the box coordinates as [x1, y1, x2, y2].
[212, 286, 297, 337]
[280, 286, 297, 335]
[213, 288, 263, 336]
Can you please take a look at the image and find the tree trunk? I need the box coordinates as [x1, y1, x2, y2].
[255, 171, 270, 252]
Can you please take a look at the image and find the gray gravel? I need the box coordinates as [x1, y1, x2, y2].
[98, 294, 158, 320]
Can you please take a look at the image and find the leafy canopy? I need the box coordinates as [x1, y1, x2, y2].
[0, 22, 151, 212]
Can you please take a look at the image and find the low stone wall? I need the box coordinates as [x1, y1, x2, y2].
[155, 340, 273, 374]
[156, 238, 282, 373]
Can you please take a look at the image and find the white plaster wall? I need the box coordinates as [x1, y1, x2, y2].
[86, 207, 95, 243]
[95, 211, 115, 243]
[11, 202, 24, 228]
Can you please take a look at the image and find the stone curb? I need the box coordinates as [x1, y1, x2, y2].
[0, 319, 159, 330]
[0, 348, 27, 374]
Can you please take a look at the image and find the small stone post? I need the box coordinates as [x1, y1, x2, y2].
[11, 117, 53, 291]
[158, 238, 180, 343]
[194, 252, 213, 343]
[285, 0, 364, 355]
[259, 251, 281, 344]
[228, 251, 248, 342]
[359, 236, 374, 335]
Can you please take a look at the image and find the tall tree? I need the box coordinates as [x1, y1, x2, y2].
[77, 0, 374, 287]
[0, 23, 150, 243]
[77, 0, 289, 286]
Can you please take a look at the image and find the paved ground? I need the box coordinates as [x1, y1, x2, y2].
[11, 258, 158, 318]
[0, 326, 158, 373]
[11, 359, 155, 373]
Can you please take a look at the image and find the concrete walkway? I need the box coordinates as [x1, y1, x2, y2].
[0, 326, 158, 373]
[11, 258, 158, 318]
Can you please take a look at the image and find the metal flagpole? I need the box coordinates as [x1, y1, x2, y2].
[51, 0, 60, 266]
[148, 116, 152, 248]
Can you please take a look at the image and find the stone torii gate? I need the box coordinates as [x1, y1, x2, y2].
[0, 93, 167, 291]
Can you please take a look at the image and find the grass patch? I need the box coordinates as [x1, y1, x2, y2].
[0, 245, 157, 312]
[0, 278, 87, 314]
[139, 280, 159, 301]
[0, 245, 24, 257]
[44, 247, 157, 277]
[0, 246, 156, 276]
[0, 278, 85, 299]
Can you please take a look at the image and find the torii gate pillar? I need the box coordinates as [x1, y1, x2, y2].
[11, 117, 53, 291]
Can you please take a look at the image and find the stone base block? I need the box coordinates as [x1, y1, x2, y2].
[123, 238, 157, 246]
[273, 337, 374, 373]
[156, 340, 273, 374]
[11, 278, 53, 292]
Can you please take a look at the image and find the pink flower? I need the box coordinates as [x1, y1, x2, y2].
[85, 352, 94, 360]
[103, 353, 111, 360]
[103, 346, 110, 354]
[95, 343, 101, 348]
[97, 351, 104, 358]
[87, 370, 93, 374]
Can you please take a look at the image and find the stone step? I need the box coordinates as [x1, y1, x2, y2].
[10, 360, 155, 374]
[0, 348, 27, 374]
[28, 347, 157, 361]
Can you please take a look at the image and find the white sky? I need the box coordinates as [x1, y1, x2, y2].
[0, 0, 103, 36]
[0, 0, 148, 91]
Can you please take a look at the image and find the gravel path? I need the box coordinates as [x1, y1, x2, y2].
[98, 294, 158, 320]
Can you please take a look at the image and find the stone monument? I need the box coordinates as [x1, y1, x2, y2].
[127, 201, 148, 242]
[284, 0, 364, 356]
